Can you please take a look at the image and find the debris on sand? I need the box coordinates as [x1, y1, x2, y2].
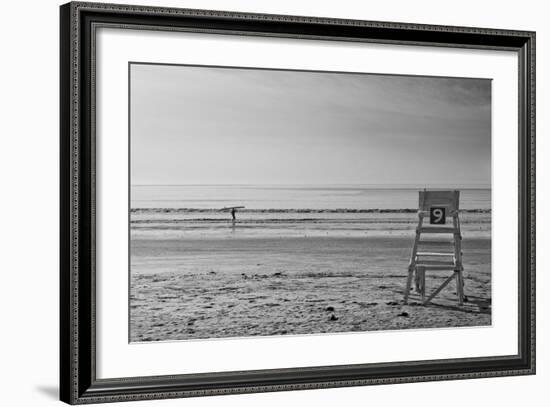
[325, 306, 335, 312]
[329, 314, 338, 321]
[386, 301, 399, 306]
[397, 312, 409, 317]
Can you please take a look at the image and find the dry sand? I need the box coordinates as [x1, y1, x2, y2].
[130, 233, 491, 342]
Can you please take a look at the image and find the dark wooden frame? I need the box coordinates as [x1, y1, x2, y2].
[60, 1, 536, 404]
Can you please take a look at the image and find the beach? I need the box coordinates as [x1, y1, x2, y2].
[130, 195, 491, 342]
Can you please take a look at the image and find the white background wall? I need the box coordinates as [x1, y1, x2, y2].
[0, 0, 547, 405]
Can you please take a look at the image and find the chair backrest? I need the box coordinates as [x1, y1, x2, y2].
[418, 190, 460, 212]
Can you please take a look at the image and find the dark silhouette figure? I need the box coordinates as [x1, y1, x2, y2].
[231, 208, 236, 221]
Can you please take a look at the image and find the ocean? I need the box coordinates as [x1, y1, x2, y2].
[130, 185, 491, 240]
[131, 185, 491, 211]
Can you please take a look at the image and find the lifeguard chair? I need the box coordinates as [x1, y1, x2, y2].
[404, 190, 465, 305]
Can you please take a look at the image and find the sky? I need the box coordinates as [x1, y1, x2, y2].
[130, 63, 491, 187]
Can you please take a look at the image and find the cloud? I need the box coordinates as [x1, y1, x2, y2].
[131, 64, 491, 187]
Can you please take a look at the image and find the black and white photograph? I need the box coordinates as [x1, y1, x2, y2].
[0, 0, 543, 405]
[129, 63, 492, 342]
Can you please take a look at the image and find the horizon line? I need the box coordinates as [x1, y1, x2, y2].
[130, 183, 492, 189]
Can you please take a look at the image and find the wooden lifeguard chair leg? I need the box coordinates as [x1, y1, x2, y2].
[416, 266, 426, 302]
[404, 212, 423, 304]
[456, 270, 464, 306]
[423, 211, 463, 306]
[452, 213, 465, 305]
[404, 266, 414, 304]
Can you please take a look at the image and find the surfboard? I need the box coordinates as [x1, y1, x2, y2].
[220, 206, 245, 211]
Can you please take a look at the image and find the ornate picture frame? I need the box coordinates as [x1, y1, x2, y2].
[60, 2, 535, 404]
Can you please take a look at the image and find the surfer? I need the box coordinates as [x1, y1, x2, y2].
[221, 206, 244, 221]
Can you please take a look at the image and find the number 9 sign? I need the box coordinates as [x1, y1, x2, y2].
[430, 207, 446, 224]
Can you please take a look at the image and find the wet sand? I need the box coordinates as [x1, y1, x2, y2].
[130, 234, 491, 342]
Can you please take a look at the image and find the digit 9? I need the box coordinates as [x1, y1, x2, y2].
[433, 208, 444, 223]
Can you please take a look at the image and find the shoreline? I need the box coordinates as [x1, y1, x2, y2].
[130, 211, 491, 240]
